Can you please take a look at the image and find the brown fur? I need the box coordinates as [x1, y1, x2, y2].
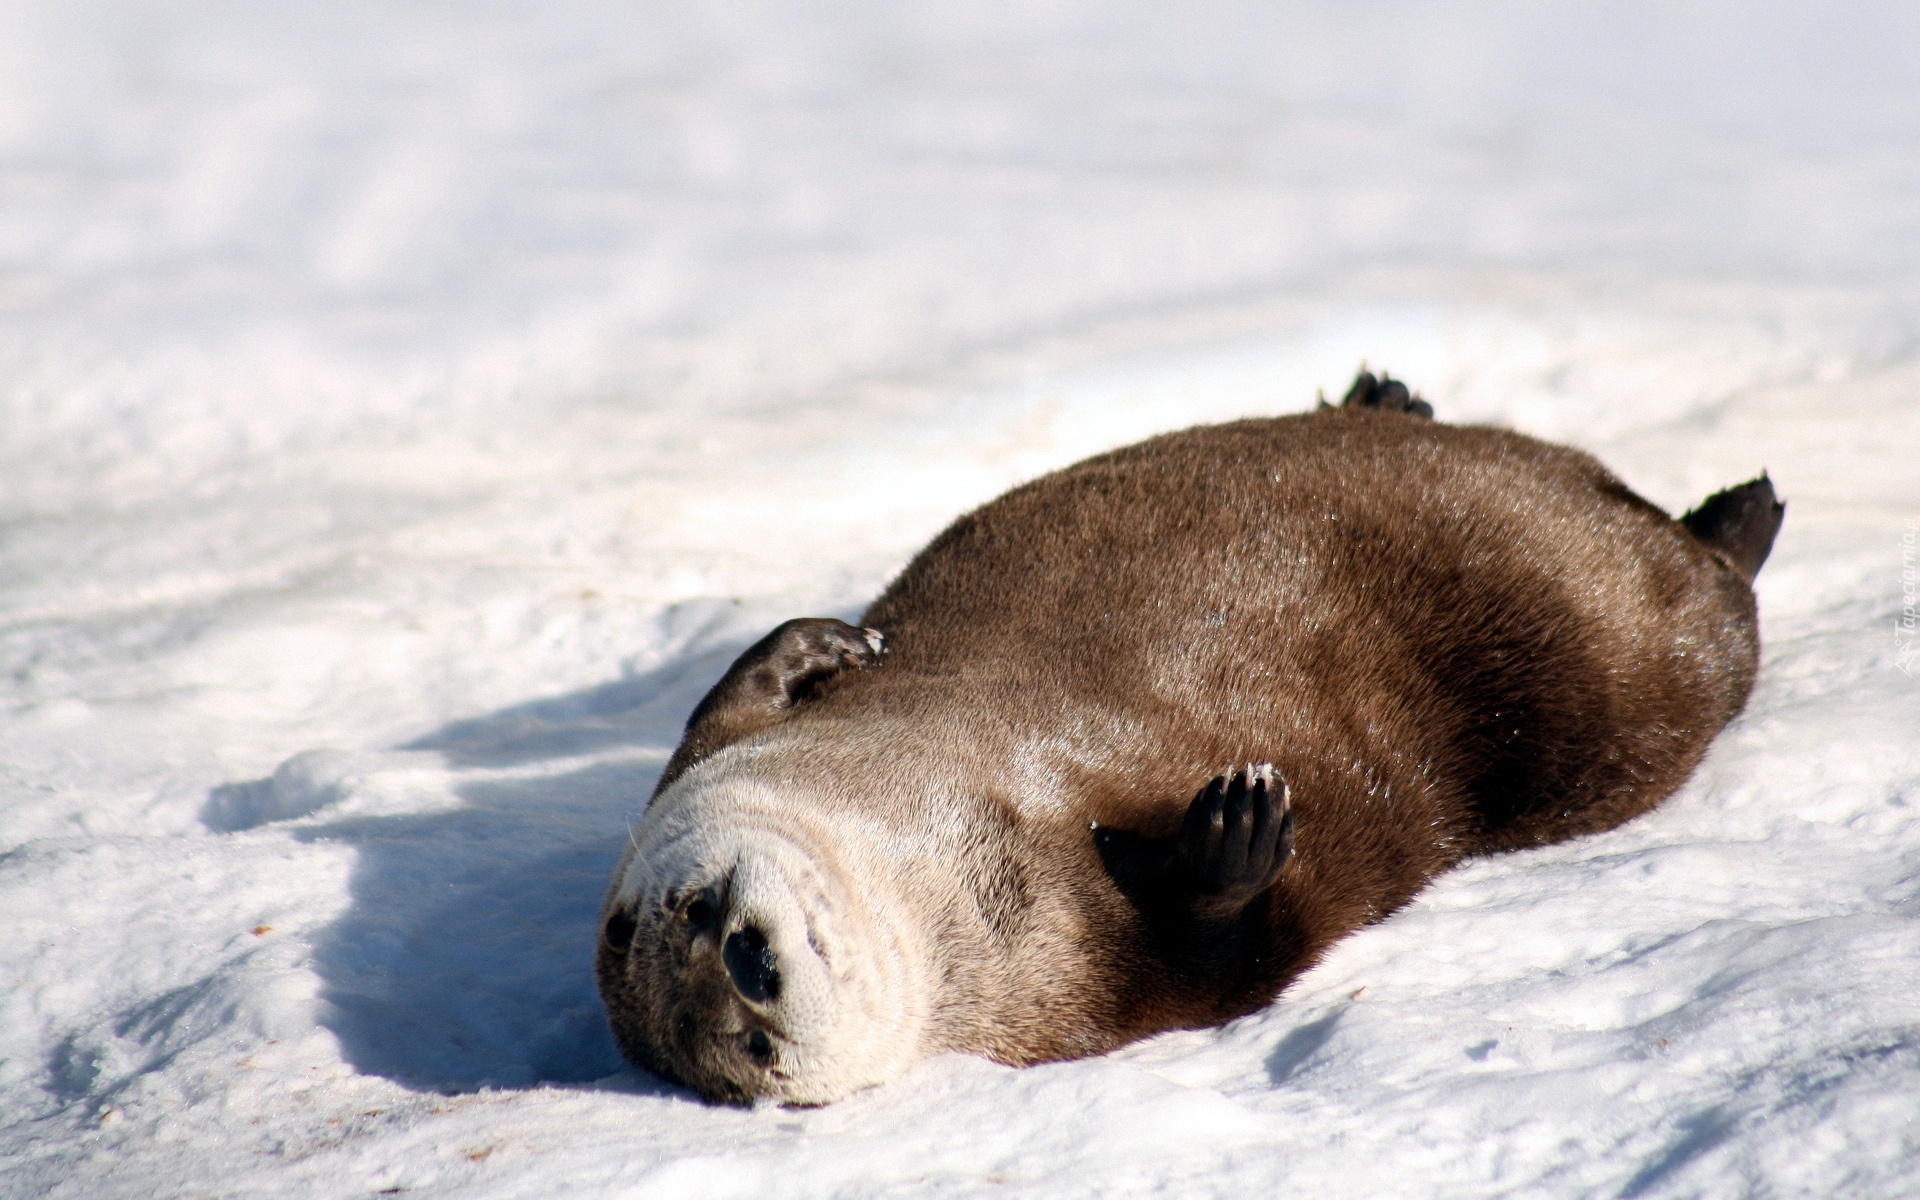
[601, 398, 1771, 1091]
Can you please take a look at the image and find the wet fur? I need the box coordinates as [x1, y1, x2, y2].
[600, 386, 1778, 1095]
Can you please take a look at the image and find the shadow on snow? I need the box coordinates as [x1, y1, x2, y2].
[203, 635, 765, 1095]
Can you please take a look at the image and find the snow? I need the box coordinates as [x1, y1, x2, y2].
[3, 1, 1918, 1196]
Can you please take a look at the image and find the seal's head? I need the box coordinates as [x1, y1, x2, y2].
[596, 763, 933, 1104]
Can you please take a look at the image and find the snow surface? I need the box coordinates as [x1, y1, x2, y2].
[4, 2, 1919, 1196]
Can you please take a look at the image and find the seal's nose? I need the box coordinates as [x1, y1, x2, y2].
[723, 924, 782, 1003]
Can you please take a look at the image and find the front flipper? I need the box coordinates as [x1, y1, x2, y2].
[655, 618, 886, 794]
[1096, 764, 1295, 940]
[1177, 765, 1295, 921]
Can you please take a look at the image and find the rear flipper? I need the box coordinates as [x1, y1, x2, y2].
[1336, 369, 1434, 419]
[1681, 474, 1785, 580]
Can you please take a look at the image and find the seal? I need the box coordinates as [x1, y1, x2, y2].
[596, 371, 1784, 1105]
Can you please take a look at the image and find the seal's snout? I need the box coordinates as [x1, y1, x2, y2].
[722, 924, 781, 1004]
[604, 782, 932, 1105]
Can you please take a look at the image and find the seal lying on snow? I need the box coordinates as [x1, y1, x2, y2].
[596, 372, 1784, 1105]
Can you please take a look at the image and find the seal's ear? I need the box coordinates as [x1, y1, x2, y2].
[654, 618, 887, 795]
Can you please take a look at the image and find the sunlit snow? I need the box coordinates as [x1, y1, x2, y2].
[3, 3, 1918, 1197]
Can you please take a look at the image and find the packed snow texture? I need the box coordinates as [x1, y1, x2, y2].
[3, 2, 1919, 1196]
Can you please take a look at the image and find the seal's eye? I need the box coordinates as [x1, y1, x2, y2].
[744, 1029, 774, 1066]
[603, 910, 636, 952]
[683, 889, 719, 933]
